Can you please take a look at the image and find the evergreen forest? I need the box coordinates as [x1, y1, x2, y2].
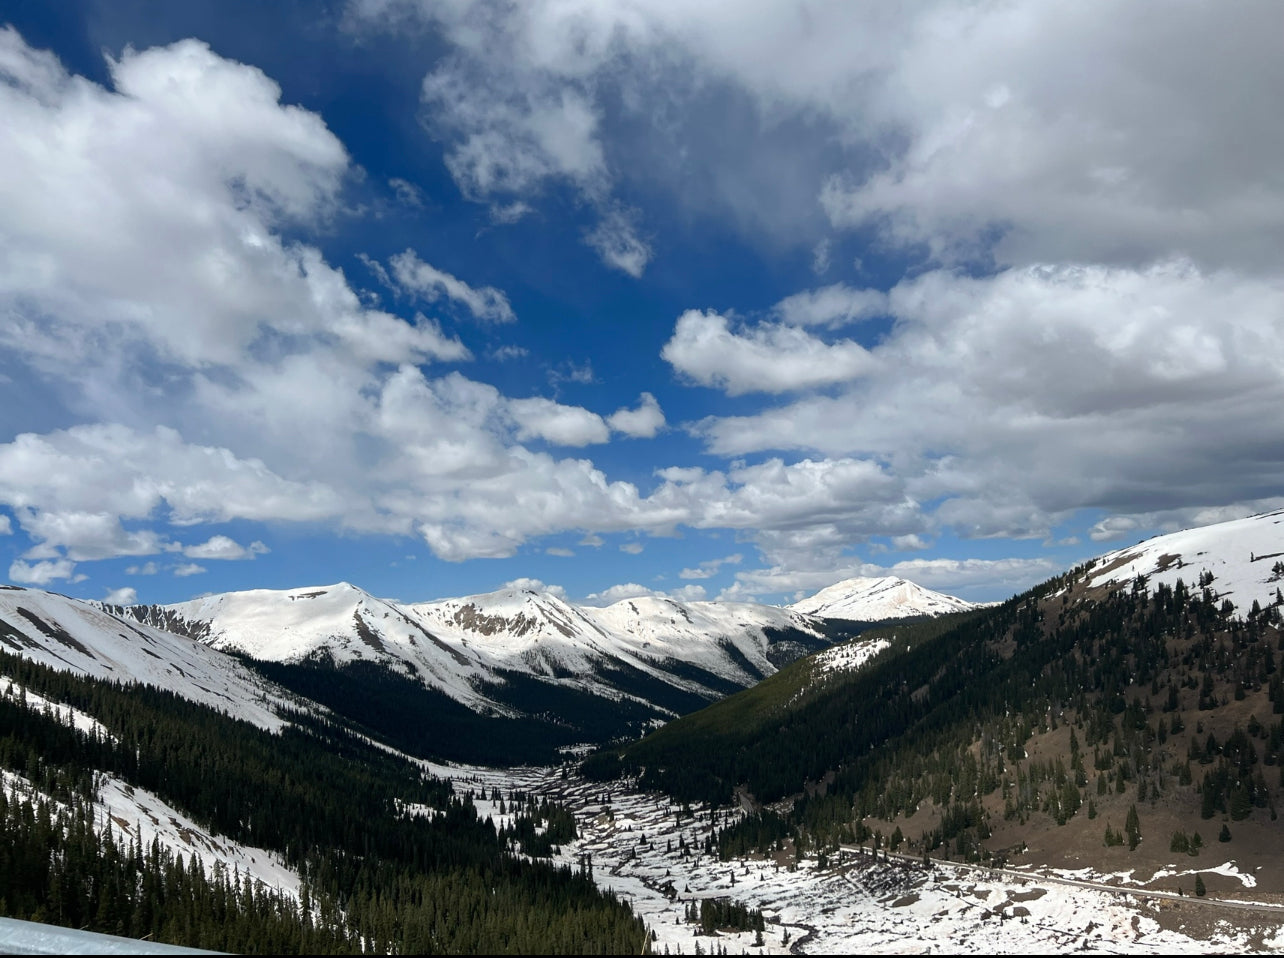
[0, 649, 646, 953]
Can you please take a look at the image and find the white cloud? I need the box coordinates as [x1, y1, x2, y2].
[388, 249, 516, 323]
[183, 535, 270, 560]
[607, 392, 665, 438]
[388, 176, 424, 208]
[890, 534, 930, 551]
[502, 576, 567, 600]
[661, 310, 875, 395]
[173, 563, 207, 577]
[1089, 516, 1141, 543]
[353, 1, 1284, 280]
[679, 553, 742, 580]
[0, 514, 10, 535]
[548, 360, 595, 386]
[103, 586, 137, 605]
[489, 344, 529, 361]
[815, 5, 1284, 274]
[421, 55, 607, 199]
[585, 206, 651, 278]
[6, 20, 1280, 589]
[582, 581, 707, 606]
[728, 555, 1059, 604]
[9, 558, 78, 586]
[579, 533, 604, 547]
[17, 511, 173, 562]
[0, 425, 347, 561]
[545, 546, 574, 557]
[125, 561, 159, 576]
[619, 542, 644, 555]
[508, 396, 610, 447]
[693, 262, 1284, 540]
[811, 239, 831, 276]
[490, 201, 533, 224]
[774, 284, 887, 328]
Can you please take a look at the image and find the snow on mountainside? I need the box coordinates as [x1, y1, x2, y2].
[789, 575, 978, 620]
[140, 582, 834, 723]
[0, 586, 298, 731]
[1087, 508, 1284, 612]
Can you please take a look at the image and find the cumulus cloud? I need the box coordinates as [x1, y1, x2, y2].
[0, 515, 11, 535]
[662, 310, 875, 395]
[508, 396, 610, 446]
[816, 5, 1284, 274]
[0, 35, 708, 569]
[388, 249, 516, 323]
[173, 563, 206, 577]
[607, 393, 665, 439]
[0, 425, 347, 561]
[502, 576, 567, 600]
[692, 261, 1284, 540]
[619, 542, 644, 555]
[9, 558, 79, 586]
[582, 581, 707, 606]
[7, 16, 1281, 598]
[103, 586, 137, 606]
[183, 535, 270, 560]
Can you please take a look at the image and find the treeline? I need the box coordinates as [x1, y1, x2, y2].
[0, 649, 647, 953]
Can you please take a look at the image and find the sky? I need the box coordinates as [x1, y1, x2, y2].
[0, 0, 1281, 609]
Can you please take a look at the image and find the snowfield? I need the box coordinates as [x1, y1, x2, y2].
[1088, 508, 1284, 615]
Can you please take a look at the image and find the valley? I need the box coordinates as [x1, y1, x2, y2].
[3, 510, 1284, 952]
[422, 758, 1284, 954]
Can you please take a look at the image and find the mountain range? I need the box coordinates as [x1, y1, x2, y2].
[1, 573, 975, 765]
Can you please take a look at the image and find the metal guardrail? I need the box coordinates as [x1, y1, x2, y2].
[0, 917, 226, 955]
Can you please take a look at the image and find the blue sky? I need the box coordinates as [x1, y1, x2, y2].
[1, 1, 1282, 608]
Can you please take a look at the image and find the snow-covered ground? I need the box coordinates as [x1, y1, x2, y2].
[433, 761, 1284, 955]
[0, 588, 298, 732]
[0, 769, 302, 902]
[810, 636, 892, 679]
[1089, 508, 1284, 614]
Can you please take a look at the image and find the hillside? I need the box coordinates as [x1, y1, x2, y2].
[0, 639, 646, 953]
[585, 510, 1284, 898]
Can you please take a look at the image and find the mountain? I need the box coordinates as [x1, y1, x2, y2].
[788, 574, 978, 620]
[587, 509, 1284, 892]
[0, 584, 301, 732]
[0, 597, 647, 954]
[117, 581, 842, 764]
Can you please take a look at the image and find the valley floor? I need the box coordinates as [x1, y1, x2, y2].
[435, 760, 1284, 955]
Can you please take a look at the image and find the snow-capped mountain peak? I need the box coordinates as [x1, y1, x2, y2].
[788, 575, 977, 620]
